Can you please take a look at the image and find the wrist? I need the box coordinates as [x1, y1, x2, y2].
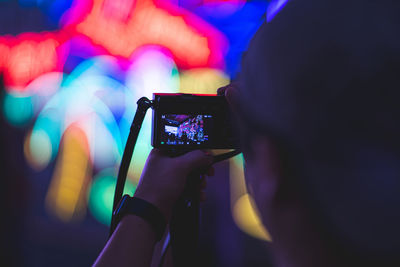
[133, 189, 173, 220]
[119, 214, 157, 241]
[113, 195, 167, 241]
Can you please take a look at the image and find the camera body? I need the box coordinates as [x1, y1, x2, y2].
[152, 93, 238, 150]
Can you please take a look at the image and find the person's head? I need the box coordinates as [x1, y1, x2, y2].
[236, 1, 400, 266]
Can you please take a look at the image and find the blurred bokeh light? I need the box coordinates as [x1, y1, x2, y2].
[0, 0, 279, 265]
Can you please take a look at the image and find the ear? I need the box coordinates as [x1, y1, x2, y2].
[244, 136, 281, 219]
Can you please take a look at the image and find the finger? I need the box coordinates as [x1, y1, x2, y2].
[147, 148, 171, 161]
[176, 150, 213, 173]
[200, 149, 212, 156]
[217, 84, 230, 96]
[148, 148, 161, 157]
[206, 166, 215, 176]
[224, 83, 240, 108]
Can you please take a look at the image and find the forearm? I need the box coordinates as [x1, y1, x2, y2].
[94, 215, 157, 267]
[93, 149, 212, 266]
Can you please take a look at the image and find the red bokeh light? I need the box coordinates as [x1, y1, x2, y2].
[67, 0, 228, 69]
[0, 32, 68, 91]
[202, 0, 245, 3]
[0, 0, 230, 91]
[0, 38, 10, 73]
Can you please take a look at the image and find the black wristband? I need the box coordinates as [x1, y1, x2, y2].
[113, 195, 167, 241]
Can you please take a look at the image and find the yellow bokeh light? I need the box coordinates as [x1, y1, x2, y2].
[233, 194, 272, 241]
[45, 125, 92, 223]
[179, 68, 229, 94]
[230, 155, 272, 241]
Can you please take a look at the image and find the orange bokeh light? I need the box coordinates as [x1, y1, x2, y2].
[0, 32, 67, 90]
[0, 0, 229, 91]
[68, 0, 227, 68]
[46, 124, 92, 222]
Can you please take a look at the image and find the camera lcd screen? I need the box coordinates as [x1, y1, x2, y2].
[152, 93, 238, 149]
[160, 114, 213, 145]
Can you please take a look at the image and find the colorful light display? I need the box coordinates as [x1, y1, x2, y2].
[0, 32, 68, 90]
[67, 0, 228, 68]
[0, 0, 276, 241]
[46, 124, 92, 222]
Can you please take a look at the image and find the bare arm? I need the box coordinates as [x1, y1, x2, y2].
[93, 149, 213, 266]
[94, 215, 157, 267]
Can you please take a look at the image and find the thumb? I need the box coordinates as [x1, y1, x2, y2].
[225, 83, 240, 109]
[176, 150, 213, 173]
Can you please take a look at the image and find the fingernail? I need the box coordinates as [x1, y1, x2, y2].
[200, 149, 211, 156]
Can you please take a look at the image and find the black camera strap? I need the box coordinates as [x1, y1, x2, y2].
[110, 97, 153, 236]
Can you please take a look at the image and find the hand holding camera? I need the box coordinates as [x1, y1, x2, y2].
[133, 148, 213, 220]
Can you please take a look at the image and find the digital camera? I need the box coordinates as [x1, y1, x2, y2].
[152, 93, 238, 150]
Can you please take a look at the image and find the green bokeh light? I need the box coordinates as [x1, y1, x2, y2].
[3, 92, 34, 126]
[88, 170, 136, 225]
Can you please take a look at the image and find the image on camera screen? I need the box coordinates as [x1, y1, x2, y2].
[160, 114, 212, 145]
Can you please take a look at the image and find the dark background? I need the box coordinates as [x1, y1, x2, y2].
[0, 0, 274, 266]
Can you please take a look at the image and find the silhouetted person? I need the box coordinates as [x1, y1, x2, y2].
[94, 1, 400, 266]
